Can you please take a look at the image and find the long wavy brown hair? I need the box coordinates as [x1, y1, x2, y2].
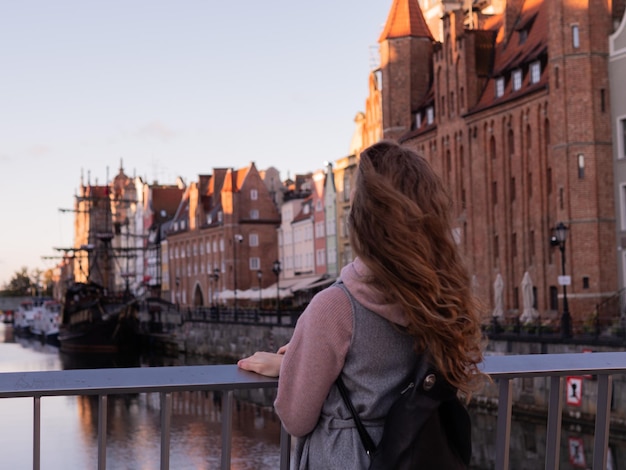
[349, 141, 484, 395]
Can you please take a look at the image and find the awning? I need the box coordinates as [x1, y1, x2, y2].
[260, 274, 325, 299]
[299, 276, 336, 291]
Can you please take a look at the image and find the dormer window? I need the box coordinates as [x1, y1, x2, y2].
[426, 107, 434, 125]
[303, 205, 310, 215]
[250, 189, 258, 200]
[250, 209, 259, 219]
[512, 69, 522, 91]
[530, 61, 541, 84]
[217, 211, 223, 223]
[519, 29, 528, 45]
[495, 77, 505, 98]
[207, 214, 212, 224]
[415, 112, 422, 129]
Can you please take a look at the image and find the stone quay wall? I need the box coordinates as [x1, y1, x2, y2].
[174, 321, 294, 362]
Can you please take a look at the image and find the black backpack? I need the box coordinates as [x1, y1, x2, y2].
[336, 356, 472, 469]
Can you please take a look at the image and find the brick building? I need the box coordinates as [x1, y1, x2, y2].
[165, 163, 281, 308]
[369, 0, 624, 326]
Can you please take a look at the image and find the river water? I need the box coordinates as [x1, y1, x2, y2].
[0, 323, 281, 470]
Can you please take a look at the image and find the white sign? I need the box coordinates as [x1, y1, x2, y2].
[566, 377, 583, 406]
[558, 275, 571, 286]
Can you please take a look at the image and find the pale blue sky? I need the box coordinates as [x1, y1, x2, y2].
[0, 0, 392, 287]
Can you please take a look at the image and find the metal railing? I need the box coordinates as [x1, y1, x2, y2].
[1, 352, 626, 470]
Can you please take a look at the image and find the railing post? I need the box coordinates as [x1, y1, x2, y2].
[221, 390, 234, 470]
[593, 375, 612, 470]
[495, 378, 512, 470]
[160, 392, 172, 470]
[545, 376, 564, 469]
[33, 396, 41, 470]
[279, 425, 291, 470]
[98, 395, 108, 470]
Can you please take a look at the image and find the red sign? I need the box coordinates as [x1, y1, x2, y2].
[566, 377, 583, 406]
[568, 437, 586, 467]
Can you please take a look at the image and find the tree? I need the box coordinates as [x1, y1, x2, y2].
[1, 267, 34, 297]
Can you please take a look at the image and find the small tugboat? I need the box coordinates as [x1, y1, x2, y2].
[30, 299, 62, 345]
[13, 299, 47, 336]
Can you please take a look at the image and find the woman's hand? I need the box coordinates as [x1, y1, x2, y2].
[237, 352, 284, 377]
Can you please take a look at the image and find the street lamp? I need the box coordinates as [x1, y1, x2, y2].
[551, 222, 571, 338]
[272, 260, 282, 325]
[234, 234, 243, 320]
[257, 270, 263, 308]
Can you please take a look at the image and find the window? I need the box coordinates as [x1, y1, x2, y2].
[250, 189, 258, 200]
[492, 181, 498, 204]
[219, 238, 224, 252]
[549, 286, 558, 310]
[530, 61, 541, 84]
[415, 112, 422, 129]
[315, 221, 325, 238]
[250, 209, 259, 219]
[572, 25, 580, 48]
[249, 257, 260, 270]
[206, 241, 211, 253]
[218, 211, 223, 223]
[583, 277, 590, 289]
[494, 235, 499, 259]
[511, 233, 517, 258]
[316, 249, 325, 266]
[249, 233, 259, 247]
[510, 177, 516, 201]
[495, 77, 505, 98]
[578, 154, 585, 179]
[426, 107, 434, 125]
[519, 29, 528, 45]
[512, 69, 522, 91]
[342, 174, 351, 202]
[316, 200, 322, 211]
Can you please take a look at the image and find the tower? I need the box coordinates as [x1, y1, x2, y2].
[379, 0, 434, 140]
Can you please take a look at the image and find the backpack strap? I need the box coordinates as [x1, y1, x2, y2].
[335, 375, 377, 456]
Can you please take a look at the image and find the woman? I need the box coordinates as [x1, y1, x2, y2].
[238, 141, 484, 469]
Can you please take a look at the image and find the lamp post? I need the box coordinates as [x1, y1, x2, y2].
[272, 260, 282, 325]
[551, 222, 571, 338]
[234, 234, 243, 320]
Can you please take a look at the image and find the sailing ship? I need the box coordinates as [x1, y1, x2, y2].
[59, 282, 139, 353]
[57, 166, 143, 353]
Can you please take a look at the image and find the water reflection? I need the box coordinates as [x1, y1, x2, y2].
[5, 323, 625, 469]
[0, 324, 280, 470]
[469, 403, 624, 469]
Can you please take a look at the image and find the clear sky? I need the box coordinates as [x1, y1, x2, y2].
[0, 0, 392, 287]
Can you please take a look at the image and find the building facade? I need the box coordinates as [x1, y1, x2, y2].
[372, 0, 622, 325]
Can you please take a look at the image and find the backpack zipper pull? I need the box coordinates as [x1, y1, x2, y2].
[400, 382, 415, 394]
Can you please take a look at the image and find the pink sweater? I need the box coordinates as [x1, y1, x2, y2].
[274, 258, 407, 437]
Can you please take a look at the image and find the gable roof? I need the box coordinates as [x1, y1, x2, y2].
[379, 0, 433, 42]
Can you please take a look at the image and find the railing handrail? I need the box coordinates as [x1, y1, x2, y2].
[2, 352, 626, 470]
[0, 363, 277, 398]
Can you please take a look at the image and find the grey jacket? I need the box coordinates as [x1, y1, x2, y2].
[293, 281, 418, 469]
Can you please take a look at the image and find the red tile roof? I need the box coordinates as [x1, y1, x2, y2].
[379, 0, 433, 42]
